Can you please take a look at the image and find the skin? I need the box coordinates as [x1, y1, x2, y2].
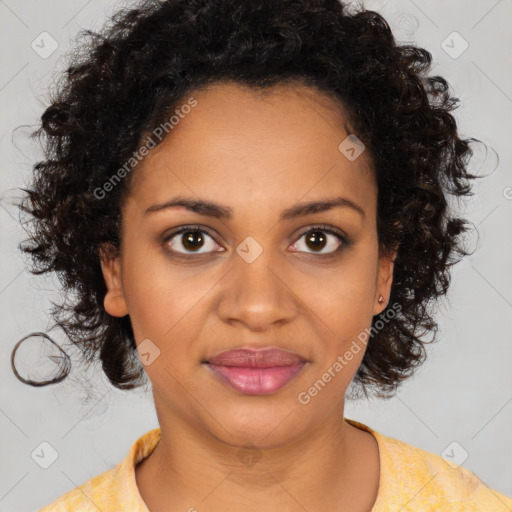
[100, 81, 397, 512]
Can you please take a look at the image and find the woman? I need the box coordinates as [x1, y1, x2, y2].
[12, 0, 511, 510]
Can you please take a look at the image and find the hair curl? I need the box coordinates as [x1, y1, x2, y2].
[14, 0, 479, 399]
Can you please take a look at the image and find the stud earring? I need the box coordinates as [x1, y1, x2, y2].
[378, 295, 384, 305]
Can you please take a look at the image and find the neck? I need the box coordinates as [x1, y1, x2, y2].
[135, 396, 380, 512]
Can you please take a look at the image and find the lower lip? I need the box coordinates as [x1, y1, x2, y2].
[204, 363, 306, 395]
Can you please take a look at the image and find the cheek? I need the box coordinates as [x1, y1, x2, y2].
[307, 244, 379, 339]
[120, 244, 221, 354]
[120, 245, 186, 339]
[295, 256, 378, 400]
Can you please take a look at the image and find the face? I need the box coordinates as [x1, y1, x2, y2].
[100, 81, 396, 448]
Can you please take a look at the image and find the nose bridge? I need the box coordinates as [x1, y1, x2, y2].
[217, 240, 297, 329]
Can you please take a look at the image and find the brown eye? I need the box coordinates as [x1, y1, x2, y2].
[290, 225, 349, 256]
[305, 231, 328, 252]
[164, 226, 222, 255]
[181, 231, 205, 251]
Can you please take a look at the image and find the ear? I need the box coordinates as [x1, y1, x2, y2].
[99, 243, 128, 317]
[373, 245, 398, 315]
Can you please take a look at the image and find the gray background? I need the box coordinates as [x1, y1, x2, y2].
[1, 0, 511, 510]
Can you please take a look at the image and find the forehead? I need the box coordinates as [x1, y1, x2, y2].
[124, 81, 375, 214]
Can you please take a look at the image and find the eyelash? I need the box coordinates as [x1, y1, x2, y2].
[162, 223, 352, 258]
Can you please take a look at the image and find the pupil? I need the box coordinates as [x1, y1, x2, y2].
[183, 231, 203, 251]
[306, 231, 326, 251]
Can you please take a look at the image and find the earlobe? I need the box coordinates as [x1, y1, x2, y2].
[374, 246, 398, 314]
[99, 243, 129, 317]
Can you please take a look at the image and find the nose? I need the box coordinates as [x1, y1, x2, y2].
[216, 248, 298, 331]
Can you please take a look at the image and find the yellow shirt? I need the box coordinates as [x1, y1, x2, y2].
[38, 418, 512, 511]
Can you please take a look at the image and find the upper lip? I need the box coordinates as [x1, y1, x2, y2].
[205, 348, 307, 367]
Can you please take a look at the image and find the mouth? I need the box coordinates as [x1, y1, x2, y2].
[202, 348, 308, 395]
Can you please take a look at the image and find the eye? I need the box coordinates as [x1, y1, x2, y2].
[163, 223, 351, 257]
[290, 224, 350, 256]
[163, 225, 223, 255]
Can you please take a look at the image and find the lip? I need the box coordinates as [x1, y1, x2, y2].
[206, 348, 307, 367]
[203, 348, 308, 395]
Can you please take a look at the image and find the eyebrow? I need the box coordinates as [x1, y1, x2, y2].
[144, 195, 365, 220]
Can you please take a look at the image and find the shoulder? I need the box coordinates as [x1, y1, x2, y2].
[346, 418, 512, 511]
[381, 432, 512, 510]
[37, 466, 119, 512]
[37, 428, 161, 512]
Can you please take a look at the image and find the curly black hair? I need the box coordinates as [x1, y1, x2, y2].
[12, 0, 480, 399]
